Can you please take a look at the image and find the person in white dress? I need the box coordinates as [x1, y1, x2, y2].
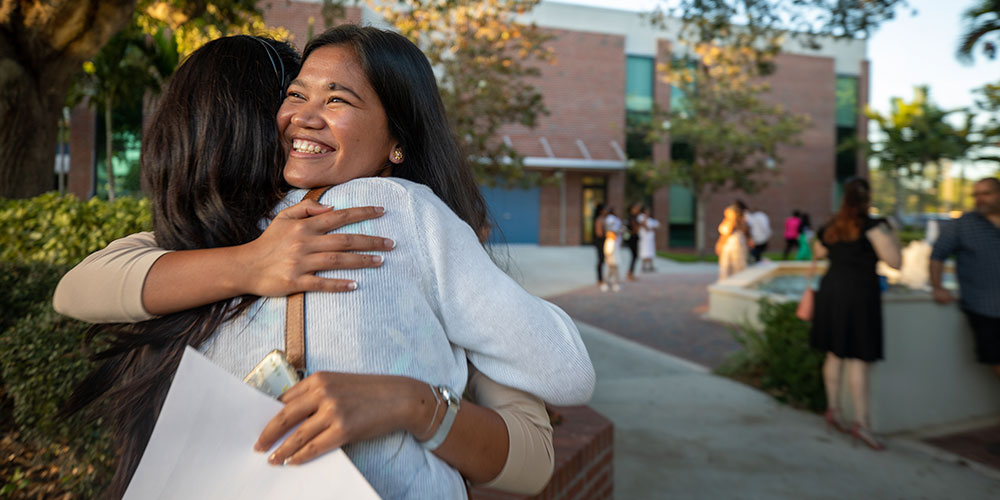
[603, 209, 624, 292]
[637, 206, 660, 272]
[716, 204, 749, 281]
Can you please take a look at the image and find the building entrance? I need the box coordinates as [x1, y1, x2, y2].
[582, 176, 607, 245]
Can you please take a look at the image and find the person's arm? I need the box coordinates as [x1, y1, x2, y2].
[929, 219, 958, 304]
[413, 187, 596, 406]
[865, 220, 902, 269]
[812, 238, 828, 259]
[54, 199, 393, 321]
[255, 369, 553, 491]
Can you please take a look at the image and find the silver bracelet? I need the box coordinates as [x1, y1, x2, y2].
[418, 384, 442, 441]
[420, 385, 461, 450]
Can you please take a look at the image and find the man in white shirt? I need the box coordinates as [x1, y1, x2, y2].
[746, 207, 772, 263]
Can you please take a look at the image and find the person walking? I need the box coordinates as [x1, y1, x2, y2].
[625, 203, 643, 281]
[716, 204, 749, 281]
[810, 178, 901, 451]
[783, 210, 802, 260]
[746, 206, 772, 263]
[930, 177, 1000, 380]
[638, 206, 660, 272]
[593, 203, 608, 290]
[603, 208, 624, 292]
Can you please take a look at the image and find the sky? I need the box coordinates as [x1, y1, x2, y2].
[548, 0, 999, 116]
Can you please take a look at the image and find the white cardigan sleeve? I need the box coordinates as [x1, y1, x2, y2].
[405, 185, 595, 405]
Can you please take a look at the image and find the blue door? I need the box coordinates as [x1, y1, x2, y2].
[480, 184, 540, 244]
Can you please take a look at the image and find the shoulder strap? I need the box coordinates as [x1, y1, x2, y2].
[285, 187, 332, 375]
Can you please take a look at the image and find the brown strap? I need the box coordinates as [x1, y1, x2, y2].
[285, 186, 333, 374]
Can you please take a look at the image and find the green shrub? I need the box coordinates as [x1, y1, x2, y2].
[0, 192, 151, 265]
[718, 299, 826, 411]
[0, 262, 114, 497]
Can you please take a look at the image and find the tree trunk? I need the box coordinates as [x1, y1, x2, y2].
[695, 194, 707, 256]
[104, 99, 116, 202]
[0, 63, 67, 198]
[0, 0, 136, 199]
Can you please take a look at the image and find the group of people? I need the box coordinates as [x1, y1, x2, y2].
[715, 203, 816, 281]
[54, 27, 595, 499]
[592, 203, 660, 292]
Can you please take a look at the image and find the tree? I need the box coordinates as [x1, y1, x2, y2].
[0, 0, 261, 199]
[374, 0, 551, 186]
[864, 87, 973, 217]
[654, 0, 912, 49]
[68, 25, 170, 202]
[958, 0, 1000, 62]
[635, 43, 809, 254]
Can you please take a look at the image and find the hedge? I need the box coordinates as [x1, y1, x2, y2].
[0, 192, 151, 498]
[0, 192, 151, 265]
[718, 299, 826, 412]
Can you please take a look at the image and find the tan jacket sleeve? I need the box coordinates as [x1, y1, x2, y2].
[466, 368, 554, 494]
[53, 232, 169, 323]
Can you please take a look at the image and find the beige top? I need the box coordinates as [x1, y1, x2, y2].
[53, 231, 554, 494]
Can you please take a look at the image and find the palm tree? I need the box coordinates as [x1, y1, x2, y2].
[958, 0, 1000, 62]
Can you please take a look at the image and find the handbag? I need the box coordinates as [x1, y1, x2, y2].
[795, 253, 818, 321]
[285, 186, 332, 376]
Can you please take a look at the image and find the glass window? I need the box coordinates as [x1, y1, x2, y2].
[626, 56, 654, 112]
[836, 76, 858, 128]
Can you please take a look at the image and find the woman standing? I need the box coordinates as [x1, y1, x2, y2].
[593, 203, 608, 290]
[716, 204, 749, 281]
[625, 203, 643, 281]
[638, 206, 659, 272]
[810, 178, 900, 450]
[603, 208, 623, 292]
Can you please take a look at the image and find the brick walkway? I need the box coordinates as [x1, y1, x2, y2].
[547, 271, 742, 369]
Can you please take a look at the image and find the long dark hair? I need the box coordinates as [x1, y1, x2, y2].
[303, 25, 488, 240]
[63, 35, 300, 499]
[823, 177, 871, 244]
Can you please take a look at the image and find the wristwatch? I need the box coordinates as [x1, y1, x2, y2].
[421, 385, 461, 450]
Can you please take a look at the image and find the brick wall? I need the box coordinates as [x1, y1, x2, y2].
[470, 405, 614, 500]
[698, 52, 839, 250]
[500, 28, 625, 162]
[260, 3, 362, 49]
[652, 40, 673, 251]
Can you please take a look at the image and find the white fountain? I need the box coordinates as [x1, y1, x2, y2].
[707, 218, 1000, 433]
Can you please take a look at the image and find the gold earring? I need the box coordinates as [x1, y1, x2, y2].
[392, 149, 403, 162]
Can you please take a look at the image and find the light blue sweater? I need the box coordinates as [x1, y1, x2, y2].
[201, 177, 595, 499]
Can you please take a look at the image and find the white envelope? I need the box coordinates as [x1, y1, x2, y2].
[123, 346, 381, 500]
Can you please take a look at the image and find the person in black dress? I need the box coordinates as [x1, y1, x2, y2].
[593, 203, 608, 290]
[625, 203, 643, 281]
[810, 178, 901, 450]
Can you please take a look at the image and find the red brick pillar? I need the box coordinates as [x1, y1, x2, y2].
[68, 102, 95, 199]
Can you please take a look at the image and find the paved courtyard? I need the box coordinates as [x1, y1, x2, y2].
[501, 244, 1000, 499]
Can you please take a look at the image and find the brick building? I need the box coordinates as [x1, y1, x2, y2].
[63, 0, 867, 250]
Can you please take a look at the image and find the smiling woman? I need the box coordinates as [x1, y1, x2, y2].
[55, 26, 593, 500]
[280, 45, 402, 187]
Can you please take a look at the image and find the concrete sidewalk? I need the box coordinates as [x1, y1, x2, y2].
[501, 244, 1000, 499]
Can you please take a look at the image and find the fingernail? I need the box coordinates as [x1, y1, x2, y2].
[254, 443, 265, 453]
[269, 452, 279, 464]
[385, 239, 396, 249]
[375, 206, 385, 214]
[283, 457, 292, 466]
[348, 281, 358, 290]
[373, 255, 383, 264]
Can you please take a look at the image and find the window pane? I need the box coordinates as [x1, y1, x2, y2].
[626, 56, 654, 112]
[836, 76, 858, 128]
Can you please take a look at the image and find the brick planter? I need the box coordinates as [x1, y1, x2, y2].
[471, 405, 614, 500]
